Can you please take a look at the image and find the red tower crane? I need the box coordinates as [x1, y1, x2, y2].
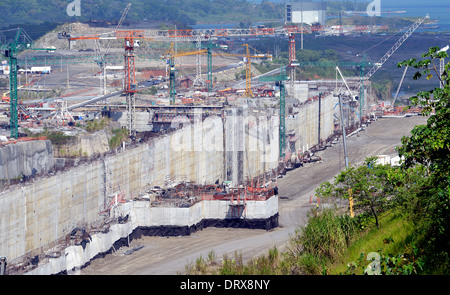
[65, 30, 145, 135]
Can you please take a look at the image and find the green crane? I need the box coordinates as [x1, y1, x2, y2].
[1, 28, 55, 138]
[259, 67, 288, 159]
[201, 40, 220, 93]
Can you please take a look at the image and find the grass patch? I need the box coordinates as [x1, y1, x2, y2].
[184, 209, 430, 275]
[329, 210, 422, 274]
[84, 117, 110, 133]
[286, 208, 360, 274]
[109, 128, 129, 149]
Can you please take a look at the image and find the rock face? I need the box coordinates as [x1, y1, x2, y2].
[54, 129, 112, 158]
[0, 140, 54, 180]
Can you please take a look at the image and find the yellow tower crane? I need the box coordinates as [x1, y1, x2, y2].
[161, 43, 207, 104]
[213, 44, 272, 97]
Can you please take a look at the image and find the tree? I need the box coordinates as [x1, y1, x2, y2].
[316, 158, 395, 228]
[397, 46, 450, 180]
[397, 46, 450, 268]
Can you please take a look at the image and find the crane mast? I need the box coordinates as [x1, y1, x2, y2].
[1, 28, 55, 138]
[97, 3, 131, 95]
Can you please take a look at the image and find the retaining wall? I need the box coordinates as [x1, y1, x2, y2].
[288, 94, 337, 153]
[25, 196, 278, 275]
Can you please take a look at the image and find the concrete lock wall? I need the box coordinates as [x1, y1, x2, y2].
[1, 98, 336, 270]
[0, 110, 279, 266]
[25, 195, 279, 275]
[0, 140, 54, 180]
[225, 106, 279, 185]
[287, 94, 337, 153]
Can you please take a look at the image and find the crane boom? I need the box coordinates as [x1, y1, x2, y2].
[103, 3, 131, 56]
[357, 14, 429, 91]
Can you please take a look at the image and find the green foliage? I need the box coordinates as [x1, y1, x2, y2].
[109, 128, 129, 149]
[28, 127, 74, 145]
[252, 61, 280, 75]
[0, 0, 284, 29]
[393, 45, 450, 273]
[45, 132, 74, 145]
[372, 79, 393, 101]
[84, 117, 110, 133]
[188, 44, 450, 276]
[287, 209, 360, 274]
[235, 69, 246, 81]
[316, 158, 397, 228]
[217, 247, 283, 275]
[397, 47, 450, 177]
[343, 245, 425, 275]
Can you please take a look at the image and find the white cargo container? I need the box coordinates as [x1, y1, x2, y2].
[31, 66, 52, 74]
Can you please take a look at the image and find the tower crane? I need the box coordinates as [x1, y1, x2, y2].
[0, 28, 55, 138]
[162, 42, 272, 101]
[60, 30, 147, 135]
[95, 3, 132, 96]
[330, 14, 430, 118]
[50, 22, 373, 134]
[213, 44, 273, 97]
[161, 43, 207, 104]
[287, 33, 299, 97]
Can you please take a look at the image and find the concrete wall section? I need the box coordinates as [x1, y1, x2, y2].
[25, 195, 279, 275]
[1, 98, 333, 272]
[1, 112, 280, 266]
[225, 107, 279, 185]
[288, 94, 337, 154]
[0, 160, 106, 264]
[0, 140, 54, 180]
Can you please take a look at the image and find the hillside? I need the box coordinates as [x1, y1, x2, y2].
[0, 0, 283, 30]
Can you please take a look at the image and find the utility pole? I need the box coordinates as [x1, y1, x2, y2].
[338, 93, 349, 169]
[335, 66, 352, 169]
[318, 92, 322, 145]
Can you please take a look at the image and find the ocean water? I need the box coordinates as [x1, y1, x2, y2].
[382, 0, 450, 32]
[246, 0, 450, 33]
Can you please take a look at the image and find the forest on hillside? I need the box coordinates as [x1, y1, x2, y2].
[0, 0, 283, 28]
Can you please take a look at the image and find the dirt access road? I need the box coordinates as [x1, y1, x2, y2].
[81, 115, 427, 275]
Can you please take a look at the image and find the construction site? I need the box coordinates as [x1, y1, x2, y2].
[0, 3, 432, 275]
